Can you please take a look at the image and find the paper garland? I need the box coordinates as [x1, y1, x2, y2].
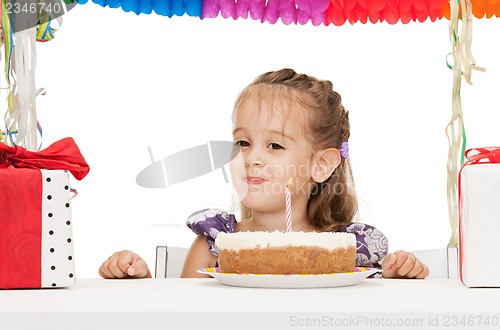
[79, 0, 500, 25]
[78, 0, 203, 18]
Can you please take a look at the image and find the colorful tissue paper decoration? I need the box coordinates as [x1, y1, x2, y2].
[81, 0, 500, 25]
[0, 138, 90, 289]
[76, 0, 203, 18]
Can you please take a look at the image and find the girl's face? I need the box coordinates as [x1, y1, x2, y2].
[230, 95, 315, 214]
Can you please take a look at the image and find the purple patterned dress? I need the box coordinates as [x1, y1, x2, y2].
[187, 208, 388, 268]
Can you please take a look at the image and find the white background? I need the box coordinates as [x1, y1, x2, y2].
[4, 2, 500, 278]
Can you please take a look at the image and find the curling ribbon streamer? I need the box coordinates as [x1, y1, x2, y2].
[2, 0, 64, 141]
[457, 147, 500, 282]
[7, 25, 40, 150]
[36, 16, 63, 42]
[1, 0, 14, 142]
[445, 0, 485, 248]
[0, 137, 90, 180]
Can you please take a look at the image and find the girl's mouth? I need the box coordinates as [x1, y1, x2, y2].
[246, 176, 265, 184]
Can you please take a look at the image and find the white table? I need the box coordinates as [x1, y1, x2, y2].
[1, 278, 499, 330]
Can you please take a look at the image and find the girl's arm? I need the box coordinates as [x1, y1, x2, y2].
[180, 234, 218, 278]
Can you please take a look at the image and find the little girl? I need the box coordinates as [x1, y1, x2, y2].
[99, 68, 429, 279]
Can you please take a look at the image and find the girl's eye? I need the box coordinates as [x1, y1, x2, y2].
[268, 143, 284, 150]
[235, 140, 250, 147]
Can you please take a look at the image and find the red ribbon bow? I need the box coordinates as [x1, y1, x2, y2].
[0, 137, 90, 180]
[463, 147, 500, 166]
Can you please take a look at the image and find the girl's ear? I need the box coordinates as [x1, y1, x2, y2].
[311, 148, 341, 183]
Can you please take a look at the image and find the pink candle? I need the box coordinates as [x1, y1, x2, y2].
[285, 178, 293, 232]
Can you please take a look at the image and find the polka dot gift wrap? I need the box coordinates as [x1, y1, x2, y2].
[40, 170, 76, 289]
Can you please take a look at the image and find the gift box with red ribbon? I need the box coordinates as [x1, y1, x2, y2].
[459, 147, 500, 287]
[0, 138, 89, 289]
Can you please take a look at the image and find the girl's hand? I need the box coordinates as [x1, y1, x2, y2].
[98, 250, 152, 279]
[381, 250, 429, 279]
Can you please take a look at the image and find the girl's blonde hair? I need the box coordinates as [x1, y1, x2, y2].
[234, 68, 358, 232]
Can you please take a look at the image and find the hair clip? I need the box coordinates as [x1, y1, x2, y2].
[339, 142, 349, 159]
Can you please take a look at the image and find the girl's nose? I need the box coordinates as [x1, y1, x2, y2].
[244, 147, 264, 167]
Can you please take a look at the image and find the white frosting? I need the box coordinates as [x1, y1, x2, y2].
[215, 231, 355, 251]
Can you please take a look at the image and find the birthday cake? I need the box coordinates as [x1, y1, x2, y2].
[215, 231, 356, 274]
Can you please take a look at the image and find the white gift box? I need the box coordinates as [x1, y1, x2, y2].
[459, 162, 500, 287]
